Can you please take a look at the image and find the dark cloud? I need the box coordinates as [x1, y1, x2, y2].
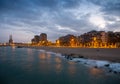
[106, 20, 120, 30]
[33, 0, 58, 8]
[0, 0, 120, 42]
[88, 0, 120, 16]
[0, 0, 28, 12]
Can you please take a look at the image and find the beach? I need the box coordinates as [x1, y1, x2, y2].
[24, 46, 120, 63]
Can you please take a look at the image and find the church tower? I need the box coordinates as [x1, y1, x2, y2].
[9, 35, 13, 44]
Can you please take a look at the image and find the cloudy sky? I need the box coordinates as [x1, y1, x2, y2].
[0, 0, 120, 42]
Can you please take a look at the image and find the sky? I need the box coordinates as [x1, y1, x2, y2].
[0, 0, 120, 42]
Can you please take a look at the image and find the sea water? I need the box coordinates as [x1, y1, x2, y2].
[0, 47, 120, 84]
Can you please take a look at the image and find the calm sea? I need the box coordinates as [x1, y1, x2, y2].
[0, 47, 120, 84]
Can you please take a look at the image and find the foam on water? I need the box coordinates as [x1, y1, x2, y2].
[61, 54, 120, 73]
[71, 58, 120, 73]
[109, 63, 120, 72]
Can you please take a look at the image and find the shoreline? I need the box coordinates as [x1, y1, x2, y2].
[23, 46, 120, 63]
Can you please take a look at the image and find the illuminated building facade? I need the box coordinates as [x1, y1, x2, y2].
[31, 31, 120, 48]
[31, 33, 48, 46]
[39, 33, 48, 45]
[57, 34, 77, 47]
[77, 30, 120, 48]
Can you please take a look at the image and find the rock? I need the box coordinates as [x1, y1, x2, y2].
[79, 55, 84, 58]
[94, 66, 98, 68]
[113, 71, 117, 74]
[109, 70, 112, 73]
[69, 56, 73, 60]
[66, 56, 69, 59]
[72, 56, 76, 58]
[104, 64, 110, 67]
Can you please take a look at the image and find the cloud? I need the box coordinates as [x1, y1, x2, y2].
[0, 0, 120, 42]
[88, 0, 120, 16]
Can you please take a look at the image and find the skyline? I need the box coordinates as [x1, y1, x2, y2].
[0, 0, 120, 42]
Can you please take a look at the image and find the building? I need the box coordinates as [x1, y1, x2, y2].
[77, 30, 108, 48]
[9, 35, 13, 44]
[56, 40, 60, 46]
[39, 33, 48, 45]
[31, 35, 40, 44]
[30, 30, 120, 48]
[57, 34, 77, 47]
[31, 33, 48, 46]
[114, 32, 120, 47]
[39, 33, 47, 42]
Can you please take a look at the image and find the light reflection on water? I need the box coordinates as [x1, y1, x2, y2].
[55, 63, 62, 73]
[38, 52, 52, 74]
[89, 67, 103, 76]
[46, 53, 51, 60]
[0, 47, 120, 84]
[39, 52, 46, 60]
[27, 48, 33, 56]
[55, 57, 62, 63]
[54, 57, 63, 73]
[68, 61, 76, 75]
[22, 52, 34, 72]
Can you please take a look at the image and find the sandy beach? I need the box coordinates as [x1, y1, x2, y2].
[23, 46, 120, 63]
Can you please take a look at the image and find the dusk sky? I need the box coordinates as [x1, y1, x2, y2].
[0, 0, 120, 42]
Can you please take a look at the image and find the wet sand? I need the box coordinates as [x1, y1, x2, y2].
[25, 46, 120, 62]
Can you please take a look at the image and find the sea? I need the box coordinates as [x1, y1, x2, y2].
[0, 46, 120, 84]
